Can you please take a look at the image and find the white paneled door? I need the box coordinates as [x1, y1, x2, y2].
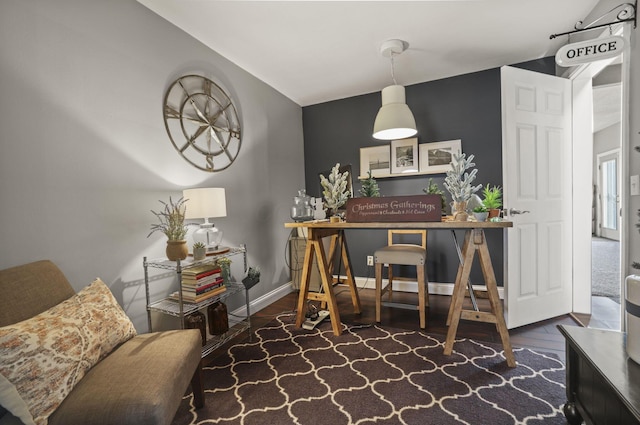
[501, 66, 573, 329]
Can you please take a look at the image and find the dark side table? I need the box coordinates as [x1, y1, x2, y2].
[558, 325, 640, 424]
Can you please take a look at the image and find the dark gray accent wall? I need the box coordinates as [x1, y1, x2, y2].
[302, 57, 556, 285]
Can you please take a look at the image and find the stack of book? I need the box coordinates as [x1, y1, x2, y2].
[170, 264, 226, 303]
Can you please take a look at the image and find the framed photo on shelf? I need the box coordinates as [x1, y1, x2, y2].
[391, 138, 419, 174]
[419, 139, 462, 174]
[359, 145, 390, 178]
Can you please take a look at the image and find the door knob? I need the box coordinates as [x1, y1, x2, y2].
[509, 208, 530, 215]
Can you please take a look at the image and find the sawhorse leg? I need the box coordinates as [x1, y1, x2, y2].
[444, 229, 516, 367]
[295, 228, 361, 336]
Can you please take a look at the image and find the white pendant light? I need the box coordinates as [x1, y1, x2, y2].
[372, 39, 417, 141]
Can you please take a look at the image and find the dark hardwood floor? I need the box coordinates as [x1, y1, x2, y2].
[573, 295, 621, 330]
[206, 284, 586, 364]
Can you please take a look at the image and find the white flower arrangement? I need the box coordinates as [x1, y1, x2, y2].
[443, 152, 482, 203]
[320, 163, 350, 216]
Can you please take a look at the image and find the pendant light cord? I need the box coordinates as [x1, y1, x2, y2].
[390, 52, 398, 85]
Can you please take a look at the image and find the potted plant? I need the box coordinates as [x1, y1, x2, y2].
[482, 184, 503, 218]
[359, 171, 380, 197]
[472, 205, 489, 222]
[423, 178, 447, 215]
[443, 153, 482, 221]
[192, 241, 206, 261]
[320, 162, 350, 221]
[148, 196, 193, 261]
[242, 266, 261, 289]
[217, 257, 232, 284]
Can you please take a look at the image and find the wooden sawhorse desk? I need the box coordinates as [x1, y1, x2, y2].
[284, 220, 515, 367]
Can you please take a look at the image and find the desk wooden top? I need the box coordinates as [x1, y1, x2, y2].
[284, 219, 512, 229]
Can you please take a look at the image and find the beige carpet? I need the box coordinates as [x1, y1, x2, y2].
[592, 236, 620, 303]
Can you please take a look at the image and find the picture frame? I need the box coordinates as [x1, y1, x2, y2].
[391, 138, 419, 174]
[359, 145, 390, 178]
[418, 139, 462, 174]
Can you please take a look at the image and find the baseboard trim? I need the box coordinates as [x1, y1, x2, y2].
[234, 276, 505, 318]
[349, 276, 504, 299]
[228, 282, 294, 318]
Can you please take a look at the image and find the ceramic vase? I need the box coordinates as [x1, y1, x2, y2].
[488, 208, 501, 219]
[193, 246, 206, 261]
[626, 275, 640, 363]
[166, 240, 188, 261]
[473, 211, 489, 222]
[184, 311, 207, 346]
[207, 301, 229, 335]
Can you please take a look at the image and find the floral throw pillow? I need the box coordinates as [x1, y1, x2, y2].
[0, 278, 137, 425]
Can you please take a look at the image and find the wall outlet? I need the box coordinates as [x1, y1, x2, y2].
[367, 255, 374, 266]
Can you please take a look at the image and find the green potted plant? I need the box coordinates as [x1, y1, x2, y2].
[242, 266, 261, 289]
[359, 171, 381, 197]
[443, 153, 482, 221]
[192, 241, 206, 261]
[148, 196, 193, 261]
[482, 184, 503, 218]
[472, 205, 488, 222]
[320, 162, 350, 221]
[217, 257, 232, 283]
[423, 178, 447, 215]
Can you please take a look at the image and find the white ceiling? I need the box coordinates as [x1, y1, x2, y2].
[137, 0, 601, 107]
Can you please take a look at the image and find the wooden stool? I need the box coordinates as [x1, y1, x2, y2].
[374, 230, 429, 329]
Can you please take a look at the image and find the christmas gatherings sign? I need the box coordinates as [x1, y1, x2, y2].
[345, 195, 441, 222]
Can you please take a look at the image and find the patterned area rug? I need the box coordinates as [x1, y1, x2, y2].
[172, 315, 566, 425]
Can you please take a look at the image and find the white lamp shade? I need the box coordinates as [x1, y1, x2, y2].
[372, 85, 417, 140]
[183, 188, 227, 219]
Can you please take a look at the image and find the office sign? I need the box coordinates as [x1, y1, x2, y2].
[555, 36, 625, 66]
[345, 195, 441, 222]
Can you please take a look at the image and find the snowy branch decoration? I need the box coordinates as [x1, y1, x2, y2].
[320, 163, 350, 216]
[443, 152, 482, 203]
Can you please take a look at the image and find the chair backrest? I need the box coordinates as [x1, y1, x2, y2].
[387, 229, 427, 249]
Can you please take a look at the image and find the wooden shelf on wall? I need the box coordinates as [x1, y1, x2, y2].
[358, 171, 443, 180]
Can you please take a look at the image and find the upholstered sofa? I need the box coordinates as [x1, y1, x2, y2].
[0, 260, 204, 425]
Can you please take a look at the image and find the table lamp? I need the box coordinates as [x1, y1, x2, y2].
[183, 188, 227, 253]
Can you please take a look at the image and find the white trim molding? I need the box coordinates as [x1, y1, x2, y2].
[231, 276, 505, 319]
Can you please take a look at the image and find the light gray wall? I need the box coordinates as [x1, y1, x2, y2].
[0, 0, 304, 332]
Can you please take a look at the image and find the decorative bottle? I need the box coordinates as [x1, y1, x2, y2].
[291, 189, 314, 222]
[184, 311, 207, 346]
[207, 301, 229, 335]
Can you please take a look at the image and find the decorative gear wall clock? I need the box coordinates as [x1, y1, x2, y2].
[163, 74, 241, 172]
